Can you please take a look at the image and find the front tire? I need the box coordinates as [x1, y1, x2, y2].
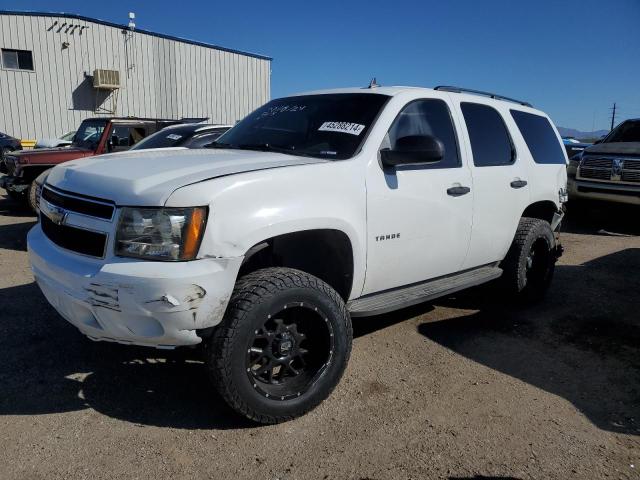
[205, 267, 352, 424]
[500, 217, 556, 302]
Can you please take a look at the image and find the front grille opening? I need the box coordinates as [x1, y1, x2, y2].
[581, 158, 613, 169]
[41, 215, 107, 258]
[622, 171, 640, 183]
[42, 186, 114, 220]
[579, 168, 612, 181]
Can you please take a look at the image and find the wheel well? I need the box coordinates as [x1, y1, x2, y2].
[238, 229, 354, 300]
[521, 201, 558, 224]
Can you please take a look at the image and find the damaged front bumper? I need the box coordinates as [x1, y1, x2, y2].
[27, 225, 243, 348]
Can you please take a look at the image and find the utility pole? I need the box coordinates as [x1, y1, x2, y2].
[610, 102, 617, 130]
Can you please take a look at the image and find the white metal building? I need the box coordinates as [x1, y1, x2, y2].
[0, 11, 271, 140]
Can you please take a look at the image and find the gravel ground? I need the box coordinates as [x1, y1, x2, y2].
[0, 188, 638, 480]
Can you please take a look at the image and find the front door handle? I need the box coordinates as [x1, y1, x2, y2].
[510, 179, 528, 189]
[447, 186, 471, 196]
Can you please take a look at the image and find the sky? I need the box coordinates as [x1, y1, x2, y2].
[2, 0, 639, 132]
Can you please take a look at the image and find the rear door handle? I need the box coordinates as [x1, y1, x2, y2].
[510, 179, 528, 189]
[447, 186, 471, 196]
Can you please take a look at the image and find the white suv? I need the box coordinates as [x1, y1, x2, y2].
[28, 85, 568, 423]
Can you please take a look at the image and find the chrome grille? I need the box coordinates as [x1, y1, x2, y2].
[582, 157, 613, 169]
[622, 170, 640, 183]
[41, 214, 107, 258]
[578, 155, 640, 184]
[42, 186, 115, 220]
[579, 166, 612, 181]
[624, 159, 640, 171]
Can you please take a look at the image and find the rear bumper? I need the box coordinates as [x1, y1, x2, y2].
[28, 224, 243, 348]
[568, 178, 640, 205]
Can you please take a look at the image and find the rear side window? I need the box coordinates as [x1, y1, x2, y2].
[461, 103, 514, 167]
[511, 110, 566, 164]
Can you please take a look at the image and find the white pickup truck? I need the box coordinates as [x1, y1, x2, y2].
[28, 85, 568, 423]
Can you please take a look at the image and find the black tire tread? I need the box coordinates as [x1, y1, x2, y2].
[501, 217, 555, 298]
[207, 267, 352, 424]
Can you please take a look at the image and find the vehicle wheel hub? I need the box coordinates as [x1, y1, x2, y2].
[245, 302, 334, 400]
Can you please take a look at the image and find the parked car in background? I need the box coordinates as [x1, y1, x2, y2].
[568, 118, 640, 205]
[562, 136, 591, 160]
[34, 131, 76, 149]
[0, 116, 198, 205]
[0, 131, 22, 178]
[28, 123, 232, 212]
[28, 85, 567, 423]
[130, 124, 232, 151]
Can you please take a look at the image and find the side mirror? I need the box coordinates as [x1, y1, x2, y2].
[380, 135, 445, 167]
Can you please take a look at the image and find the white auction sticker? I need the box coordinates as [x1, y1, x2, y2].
[166, 134, 183, 140]
[318, 122, 365, 136]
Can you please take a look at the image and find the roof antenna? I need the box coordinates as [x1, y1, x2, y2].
[368, 77, 380, 89]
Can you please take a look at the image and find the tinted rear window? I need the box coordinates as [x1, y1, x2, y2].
[461, 103, 514, 167]
[605, 120, 640, 143]
[511, 110, 566, 164]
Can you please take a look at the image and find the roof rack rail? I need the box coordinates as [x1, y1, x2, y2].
[434, 86, 532, 107]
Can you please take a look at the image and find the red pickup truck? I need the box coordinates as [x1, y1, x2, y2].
[0, 116, 184, 203]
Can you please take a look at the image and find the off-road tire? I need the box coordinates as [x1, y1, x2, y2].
[205, 267, 352, 424]
[500, 217, 556, 302]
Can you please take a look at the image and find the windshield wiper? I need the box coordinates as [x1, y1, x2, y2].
[208, 141, 234, 149]
[235, 143, 297, 154]
[208, 141, 324, 158]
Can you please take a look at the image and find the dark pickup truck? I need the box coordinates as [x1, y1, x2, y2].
[568, 119, 640, 205]
[0, 116, 185, 202]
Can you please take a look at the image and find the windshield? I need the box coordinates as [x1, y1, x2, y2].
[215, 93, 390, 159]
[60, 131, 76, 141]
[605, 120, 640, 143]
[130, 127, 192, 150]
[72, 120, 107, 150]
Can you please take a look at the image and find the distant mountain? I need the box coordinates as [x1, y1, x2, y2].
[557, 127, 608, 141]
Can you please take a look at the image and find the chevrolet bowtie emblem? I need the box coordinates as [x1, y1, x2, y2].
[40, 199, 68, 226]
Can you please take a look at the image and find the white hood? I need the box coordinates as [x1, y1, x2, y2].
[46, 148, 327, 206]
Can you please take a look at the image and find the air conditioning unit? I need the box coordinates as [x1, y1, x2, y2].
[93, 69, 120, 89]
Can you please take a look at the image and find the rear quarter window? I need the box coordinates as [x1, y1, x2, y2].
[460, 103, 514, 167]
[510, 110, 566, 164]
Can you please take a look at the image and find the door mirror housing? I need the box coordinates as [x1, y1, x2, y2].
[380, 135, 445, 167]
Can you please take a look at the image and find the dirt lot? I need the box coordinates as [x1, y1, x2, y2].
[0, 188, 638, 480]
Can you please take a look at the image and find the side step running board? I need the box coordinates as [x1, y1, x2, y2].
[348, 266, 503, 317]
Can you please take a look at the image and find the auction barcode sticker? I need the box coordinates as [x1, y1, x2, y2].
[318, 122, 365, 136]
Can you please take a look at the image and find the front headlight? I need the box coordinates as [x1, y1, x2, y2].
[115, 207, 208, 261]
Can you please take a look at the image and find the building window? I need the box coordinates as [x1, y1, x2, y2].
[1, 49, 34, 70]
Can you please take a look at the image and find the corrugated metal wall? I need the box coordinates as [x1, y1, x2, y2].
[0, 13, 271, 139]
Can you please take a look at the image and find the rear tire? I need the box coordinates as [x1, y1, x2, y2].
[500, 217, 556, 302]
[205, 267, 352, 424]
